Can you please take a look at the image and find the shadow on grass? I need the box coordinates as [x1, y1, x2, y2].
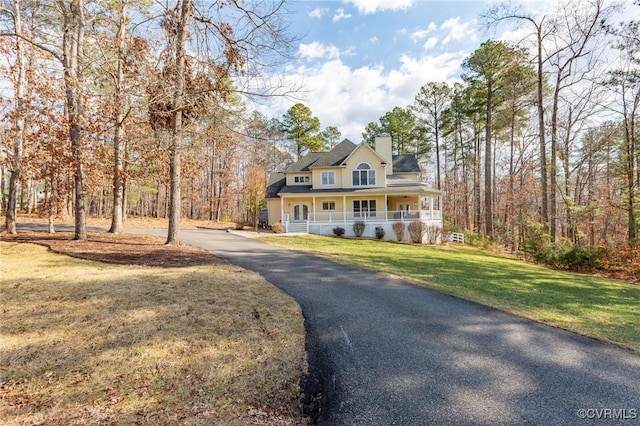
[0, 244, 307, 425]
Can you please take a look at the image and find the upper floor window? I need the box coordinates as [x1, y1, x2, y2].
[352, 163, 375, 186]
[294, 175, 310, 184]
[321, 171, 336, 186]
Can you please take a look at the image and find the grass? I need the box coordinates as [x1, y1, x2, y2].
[0, 242, 307, 425]
[257, 235, 640, 352]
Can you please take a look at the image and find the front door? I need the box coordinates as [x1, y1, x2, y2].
[292, 203, 309, 221]
[397, 202, 412, 220]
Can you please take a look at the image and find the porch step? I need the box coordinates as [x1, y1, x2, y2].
[287, 222, 308, 233]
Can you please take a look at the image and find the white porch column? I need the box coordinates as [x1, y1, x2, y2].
[385, 194, 388, 220]
[343, 195, 347, 224]
[430, 195, 434, 220]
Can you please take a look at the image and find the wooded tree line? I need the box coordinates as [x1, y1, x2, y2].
[0, 0, 297, 244]
[362, 0, 640, 254]
[1, 0, 639, 255]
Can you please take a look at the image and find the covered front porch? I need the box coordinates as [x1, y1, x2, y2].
[278, 192, 443, 242]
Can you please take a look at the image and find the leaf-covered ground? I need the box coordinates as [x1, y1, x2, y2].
[0, 227, 309, 425]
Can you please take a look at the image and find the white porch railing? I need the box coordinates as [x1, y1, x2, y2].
[282, 210, 443, 237]
[308, 210, 442, 223]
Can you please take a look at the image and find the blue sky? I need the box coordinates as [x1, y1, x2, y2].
[257, 0, 639, 143]
[289, 0, 487, 70]
[261, 0, 517, 142]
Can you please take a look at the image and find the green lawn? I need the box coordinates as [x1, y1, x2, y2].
[258, 235, 640, 352]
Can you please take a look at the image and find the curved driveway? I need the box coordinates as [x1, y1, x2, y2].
[174, 229, 640, 425]
[14, 224, 640, 424]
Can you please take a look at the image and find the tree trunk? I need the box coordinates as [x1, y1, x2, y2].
[537, 24, 549, 229]
[1, 163, 6, 214]
[6, 0, 27, 235]
[109, 2, 128, 234]
[624, 96, 637, 242]
[60, 0, 87, 240]
[209, 147, 215, 220]
[47, 177, 56, 233]
[563, 107, 574, 243]
[474, 128, 481, 232]
[460, 117, 469, 230]
[166, 0, 192, 245]
[435, 120, 441, 190]
[506, 107, 516, 248]
[549, 75, 561, 243]
[484, 85, 493, 237]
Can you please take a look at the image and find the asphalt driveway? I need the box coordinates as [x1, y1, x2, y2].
[172, 229, 640, 426]
[12, 224, 640, 425]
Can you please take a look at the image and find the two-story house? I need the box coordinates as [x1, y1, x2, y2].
[265, 136, 442, 242]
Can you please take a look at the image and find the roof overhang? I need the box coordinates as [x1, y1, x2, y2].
[277, 184, 441, 197]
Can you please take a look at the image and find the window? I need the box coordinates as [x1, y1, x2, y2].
[353, 199, 377, 218]
[352, 163, 376, 186]
[321, 171, 336, 186]
[322, 201, 336, 211]
[294, 175, 310, 183]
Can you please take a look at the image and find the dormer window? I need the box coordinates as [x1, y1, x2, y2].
[352, 163, 376, 186]
[294, 175, 310, 184]
[321, 171, 336, 186]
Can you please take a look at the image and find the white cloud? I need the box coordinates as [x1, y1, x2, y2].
[410, 29, 429, 43]
[408, 18, 475, 51]
[266, 50, 465, 141]
[298, 42, 342, 61]
[345, 0, 414, 15]
[333, 8, 352, 23]
[369, 36, 379, 45]
[440, 17, 477, 45]
[309, 8, 328, 19]
[422, 37, 438, 50]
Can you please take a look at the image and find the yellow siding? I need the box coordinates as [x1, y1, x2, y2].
[267, 198, 282, 224]
[387, 196, 419, 211]
[311, 167, 343, 189]
[341, 144, 387, 189]
[286, 172, 312, 186]
[313, 196, 345, 213]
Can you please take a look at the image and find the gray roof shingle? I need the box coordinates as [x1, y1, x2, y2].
[309, 139, 357, 168]
[283, 139, 357, 172]
[392, 155, 420, 173]
[266, 172, 286, 198]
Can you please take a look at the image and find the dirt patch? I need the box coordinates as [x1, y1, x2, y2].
[0, 230, 225, 268]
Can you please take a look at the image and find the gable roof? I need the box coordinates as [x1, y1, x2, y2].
[339, 141, 389, 168]
[282, 152, 322, 173]
[310, 139, 357, 168]
[283, 139, 356, 172]
[266, 172, 285, 198]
